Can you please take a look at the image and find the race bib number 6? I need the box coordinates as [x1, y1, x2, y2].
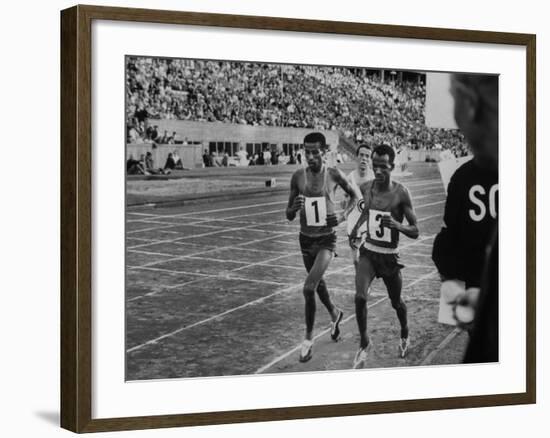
[305, 196, 327, 226]
[368, 208, 392, 243]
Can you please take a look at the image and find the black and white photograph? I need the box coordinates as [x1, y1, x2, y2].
[124, 56, 498, 380]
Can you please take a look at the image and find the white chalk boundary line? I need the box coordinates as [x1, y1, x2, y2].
[126, 236, 434, 353]
[128, 221, 291, 250]
[127, 251, 304, 302]
[129, 230, 295, 269]
[126, 199, 443, 252]
[127, 208, 444, 301]
[127, 210, 285, 235]
[125, 179, 443, 223]
[127, 208, 441, 298]
[254, 269, 438, 374]
[420, 328, 463, 365]
[128, 200, 288, 221]
[127, 230, 437, 301]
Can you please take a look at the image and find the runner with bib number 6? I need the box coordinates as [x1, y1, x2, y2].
[349, 144, 419, 368]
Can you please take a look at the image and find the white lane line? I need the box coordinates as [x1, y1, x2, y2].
[128, 221, 289, 250]
[127, 266, 215, 277]
[126, 283, 300, 354]
[172, 242, 292, 255]
[125, 181, 442, 224]
[128, 231, 294, 269]
[404, 179, 442, 187]
[126, 238, 434, 353]
[127, 274, 293, 303]
[253, 297, 389, 375]
[416, 200, 445, 209]
[254, 269, 438, 374]
[127, 212, 160, 217]
[415, 242, 436, 248]
[413, 192, 445, 201]
[128, 266, 292, 289]
[127, 224, 182, 234]
[127, 199, 442, 250]
[420, 328, 463, 366]
[418, 213, 443, 223]
[126, 237, 160, 242]
[137, 200, 289, 220]
[126, 212, 438, 310]
[229, 252, 299, 273]
[140, 221, 225, 229]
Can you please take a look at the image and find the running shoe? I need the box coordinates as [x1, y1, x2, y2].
[299, 339, 313, 363]
[353, 343, 372, 369]
[399, 337, 410, 358]
[330, 309, 344, 341]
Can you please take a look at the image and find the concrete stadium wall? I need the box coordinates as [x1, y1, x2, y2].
[149, 119, 339, 151]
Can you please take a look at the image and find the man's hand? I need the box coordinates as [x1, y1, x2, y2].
[451, 287, 480, 330]
[326, 214, 338, 228]
[291, 195, 305, 213]
[348, 234, 362, 250]
[380, 214, 399, 230]
[326, 212, 345, 228]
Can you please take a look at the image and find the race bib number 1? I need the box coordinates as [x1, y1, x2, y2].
[305, 196, 327, 226]
[368, 208, 392, 243]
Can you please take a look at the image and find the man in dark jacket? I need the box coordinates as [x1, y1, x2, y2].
[432, 74, 499, 363]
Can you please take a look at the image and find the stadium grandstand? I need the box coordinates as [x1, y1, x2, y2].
[126, 57, 469, 169]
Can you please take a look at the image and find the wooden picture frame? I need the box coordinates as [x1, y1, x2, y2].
[61, 4, 536, 433]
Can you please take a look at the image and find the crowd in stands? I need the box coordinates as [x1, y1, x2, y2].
[126, 57, 468, 154]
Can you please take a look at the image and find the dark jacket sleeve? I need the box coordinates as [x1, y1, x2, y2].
[464, 225, 499, 363]
[432, 174, 465, 280]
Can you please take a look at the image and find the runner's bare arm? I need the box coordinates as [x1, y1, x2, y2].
[349, 182, 370, 245]
[380, 186, 419, 239]
[331, 168, 359, 223]
[286, 171, 304, 221]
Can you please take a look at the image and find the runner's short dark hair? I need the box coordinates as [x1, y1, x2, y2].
[303, 132, 327, 149]
[372, 144, 396, 164]
[356, 143, 371, 156]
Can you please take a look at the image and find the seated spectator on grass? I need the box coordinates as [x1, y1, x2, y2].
[145, 151, 167, 175]
[127, 126, 140, 144]
[127, 155, 146, 174]
[164, 152, 176, 170]
[173, 150, 184, 169]
[157, 130, 167, 143]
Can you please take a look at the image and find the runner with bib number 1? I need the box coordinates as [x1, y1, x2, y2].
[286, 132, 359, 363]
[349, 144, 419, 368]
